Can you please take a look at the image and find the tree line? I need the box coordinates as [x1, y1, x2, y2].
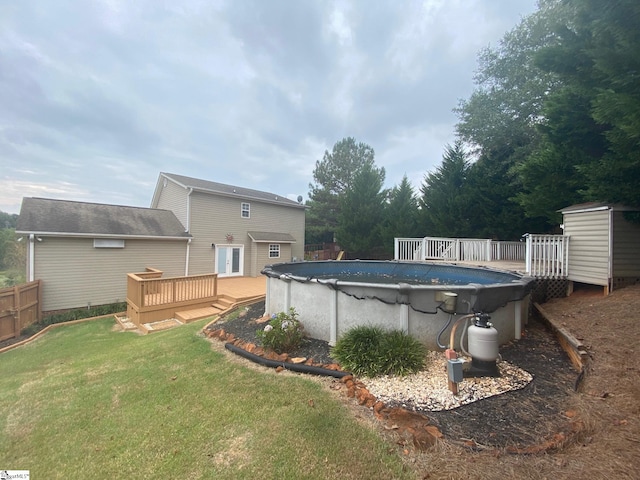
[307, 0, 639, 258]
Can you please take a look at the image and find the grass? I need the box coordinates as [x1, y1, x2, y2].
[0, 318, 413, 479]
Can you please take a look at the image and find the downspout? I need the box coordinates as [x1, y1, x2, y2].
[185, 187, 193, 276]
[28, 234, 35, 282]
[608, 207, 613, 293]
[185, 238, 191, 276]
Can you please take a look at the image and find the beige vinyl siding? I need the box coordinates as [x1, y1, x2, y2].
[187, 191, 305, 276]
[612, 211, 640, 277]
[252, 243, 292, 276]
[564, 209, 610, 286]
[153, 179, 189, 229]
[34, 237, 188, 311]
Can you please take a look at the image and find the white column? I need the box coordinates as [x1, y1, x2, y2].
[514, 300, 522, 340]
[329, 289, 338, 346]
[400, 303, 409, 334]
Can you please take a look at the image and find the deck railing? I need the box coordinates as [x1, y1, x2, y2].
[395, 237, 526, 263]
[126, 268, 218, 325]
[395, 235, 567, 278]
[525, 234, 569, 278]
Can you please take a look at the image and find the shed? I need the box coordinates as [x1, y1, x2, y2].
[560, 202, 640, 294]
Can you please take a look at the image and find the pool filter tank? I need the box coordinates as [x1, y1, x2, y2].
[466, 313, 500, 377]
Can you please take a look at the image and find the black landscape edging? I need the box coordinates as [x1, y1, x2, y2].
[224, 342, 351, 379]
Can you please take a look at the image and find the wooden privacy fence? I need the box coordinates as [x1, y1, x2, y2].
[126, 268, 219, 326]
[0, 280, 42, 342]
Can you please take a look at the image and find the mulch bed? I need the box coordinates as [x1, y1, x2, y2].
[207, 300, 581, 451]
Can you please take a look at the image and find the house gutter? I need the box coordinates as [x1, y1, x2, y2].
[15, 231, 191, 241]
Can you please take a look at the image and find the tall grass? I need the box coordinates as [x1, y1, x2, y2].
[0, 318, 414, 479]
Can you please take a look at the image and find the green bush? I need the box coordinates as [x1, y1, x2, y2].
[331, 326, 426, 377]
[21, 302, 127, 336]
[256, 307, 304, 354]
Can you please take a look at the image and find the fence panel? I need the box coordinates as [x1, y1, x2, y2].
[0, 280, 42, 341]
[492, 241, 526, 261]
[394, 238, 424, 261]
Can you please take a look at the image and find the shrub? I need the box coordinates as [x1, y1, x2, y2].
[256, 308, 304, 354]
[331, 326, 426, 377]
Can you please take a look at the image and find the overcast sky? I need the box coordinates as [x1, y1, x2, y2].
[1, 0, 537, 215]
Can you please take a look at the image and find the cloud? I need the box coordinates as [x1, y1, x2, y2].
[0, 0, 538, 214]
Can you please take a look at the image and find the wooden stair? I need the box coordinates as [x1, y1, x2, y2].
[175, 296, 236, 323]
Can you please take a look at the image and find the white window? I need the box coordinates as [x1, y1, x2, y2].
[241, 202, 250, 218]
[269, 244, 280, 258]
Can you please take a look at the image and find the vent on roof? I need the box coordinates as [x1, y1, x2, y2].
[94, 239, 125, 248]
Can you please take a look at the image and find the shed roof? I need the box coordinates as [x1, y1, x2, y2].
[247, 231, 297, 243]
[159, 172, 305, 209]
[560, 202, 639, 214]
[16, 197, 191, 239]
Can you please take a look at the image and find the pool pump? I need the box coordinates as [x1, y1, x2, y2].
[466, 313, 500, 377]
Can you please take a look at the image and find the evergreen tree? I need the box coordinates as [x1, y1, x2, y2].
[335, 162, 386, 258]
[306, 137, 380, 243]
[379, 175, 420, 255]
[419, 142, 473, 237]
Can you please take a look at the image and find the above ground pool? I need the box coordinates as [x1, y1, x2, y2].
[261, 260, 535, 349]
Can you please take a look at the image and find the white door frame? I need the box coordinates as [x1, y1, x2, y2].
[215, 244, 244, 277]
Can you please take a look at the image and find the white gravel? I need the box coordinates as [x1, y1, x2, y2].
[364, 351, 533, 412]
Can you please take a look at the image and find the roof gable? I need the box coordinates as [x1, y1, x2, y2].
[16, 198, 190, 238]
[156, 172, 305, 209]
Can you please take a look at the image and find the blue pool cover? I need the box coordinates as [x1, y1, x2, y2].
[262, 260, 535, 313]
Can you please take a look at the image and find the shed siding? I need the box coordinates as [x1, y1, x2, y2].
[154, 180, 189, 229]
[563, 209, 610, 286]
[34, 237, 187, 311]
[187, 191, 304, 276]
[612, 211, 640, 277]
[253, 243, 292, 277]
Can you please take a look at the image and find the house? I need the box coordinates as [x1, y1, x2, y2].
[150, 172, 306, 277]
[16, 198, 191, 312]
[16, 173, 306, 312]
[560, 202, 640, 294]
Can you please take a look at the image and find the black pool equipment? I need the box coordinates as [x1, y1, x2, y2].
[465, 313, 500, 378]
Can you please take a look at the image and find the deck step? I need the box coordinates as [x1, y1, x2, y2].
[175, 306, 223, 323]
[211, 302, 233, 311]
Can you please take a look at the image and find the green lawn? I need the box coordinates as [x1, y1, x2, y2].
[0, 318, 413, 479]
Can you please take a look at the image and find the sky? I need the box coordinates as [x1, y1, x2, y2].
[0, 0, 538, 215]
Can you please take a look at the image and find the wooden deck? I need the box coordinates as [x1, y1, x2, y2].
[217, 276, 267, 301]
[121, 275, 267, 333]
[156, 276, 265, 328]
[454, 260, 527, 275]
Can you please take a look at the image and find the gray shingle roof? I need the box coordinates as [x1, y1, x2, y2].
[162, 172, 305, 208]
[247, 231, 297, 243]
[16, 197, 191, 238]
